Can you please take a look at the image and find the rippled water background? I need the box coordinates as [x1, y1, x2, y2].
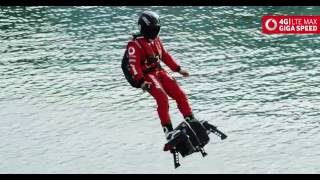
[1, 6, 320, 174]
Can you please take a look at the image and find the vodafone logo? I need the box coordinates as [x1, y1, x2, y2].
[128, 47, 135, 55]
[265, 18, 277, 31]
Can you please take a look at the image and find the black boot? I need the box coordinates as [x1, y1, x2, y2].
[184, 113, 198, 123]
[163, 123, 174, 140]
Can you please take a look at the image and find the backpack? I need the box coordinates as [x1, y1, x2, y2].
[121, 35, 145, 88]
[121, 48, 141, 88]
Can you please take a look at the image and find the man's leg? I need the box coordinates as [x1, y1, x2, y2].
[158, 71, 194, 120]
[144, 74, 174, 138]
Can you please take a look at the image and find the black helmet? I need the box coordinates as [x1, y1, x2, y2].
[138, 11, 161, 39]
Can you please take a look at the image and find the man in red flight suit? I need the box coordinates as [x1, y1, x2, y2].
[126, 11, 197, 140]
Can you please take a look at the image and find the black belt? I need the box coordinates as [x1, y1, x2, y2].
[143, 64, 162, 74]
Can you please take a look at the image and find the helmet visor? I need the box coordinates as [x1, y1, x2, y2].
[146, 25, 160, 39]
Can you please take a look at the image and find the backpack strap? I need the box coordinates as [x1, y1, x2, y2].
[133, 40, 142, 49]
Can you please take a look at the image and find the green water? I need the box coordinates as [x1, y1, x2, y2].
[0, 6, 320, 173]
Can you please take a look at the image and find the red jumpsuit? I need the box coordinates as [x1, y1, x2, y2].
[127, 36, 193, 126]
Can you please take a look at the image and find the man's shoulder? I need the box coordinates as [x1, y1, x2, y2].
[135, 36, 144, 40]
[132, 34, 144, 40]
[127, 35, 143, 43]
[127, 38, 143, 49]
[154, 37, 163, 45]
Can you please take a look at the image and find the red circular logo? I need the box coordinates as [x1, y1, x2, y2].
[265, 18, 277, 31]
